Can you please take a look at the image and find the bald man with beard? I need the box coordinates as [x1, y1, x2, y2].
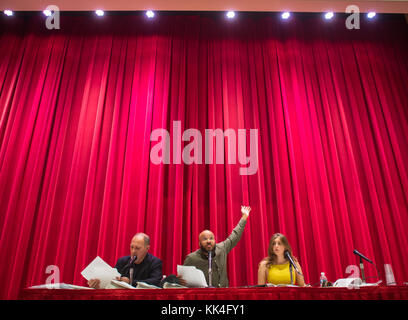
[182, 206, 251, 287]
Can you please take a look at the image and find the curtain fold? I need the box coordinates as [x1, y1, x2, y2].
[0, 13, 407, 299]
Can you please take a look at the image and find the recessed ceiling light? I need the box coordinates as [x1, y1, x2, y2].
[281, 12, 291, 20]
[95, 10, 104, 17]
[226, 11, 236, 19]
[324, 12, 334, 20]
[146, 10, 155, 18]
[367, 12, 376, 19]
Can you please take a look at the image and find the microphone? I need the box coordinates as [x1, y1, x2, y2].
[127, 255, 137, 267]
[127, 256, 137, 286]
[208, 251, 213, 287]
[284, 250, 301, 275]
[353, 250, 373, 264]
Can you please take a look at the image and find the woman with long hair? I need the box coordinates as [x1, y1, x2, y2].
[258, 233, 305, 286]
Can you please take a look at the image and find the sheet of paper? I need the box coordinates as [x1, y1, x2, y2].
[163, 282, 188, 289]
[177, 265, 208, 287]
[28, 283, 94, 289]
[109, 279, 136, 289]
[333, 277, 362, 287]
[81, 256, 120, 289]
[358, 280, 382, 287]
[135, 281, 161, 289]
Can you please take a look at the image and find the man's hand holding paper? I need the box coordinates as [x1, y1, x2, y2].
[81, 256, 121, 289]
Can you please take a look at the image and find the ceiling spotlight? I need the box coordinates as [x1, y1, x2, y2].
[95, 10, 104, 17]
[146, 10, 155, 18]
[324, 12, 334, 20]
[367, 12, 376, 19]
[4, 10, 13, 16]
[226, 11, 236, 19]
[43, 9, 52, 17]
[281, 12, 291, 20]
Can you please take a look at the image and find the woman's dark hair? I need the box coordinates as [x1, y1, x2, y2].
[263, 233, 297, 268]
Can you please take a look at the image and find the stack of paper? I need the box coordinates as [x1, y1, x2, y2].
[28, 283, 93, 289]
[163, 282, 188, 289]
[266, 283, 298, 287]
[135, 281, 161, 289]
[109, 279, 136, 289]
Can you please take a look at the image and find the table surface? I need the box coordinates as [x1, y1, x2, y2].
[21, 285, 408, 300]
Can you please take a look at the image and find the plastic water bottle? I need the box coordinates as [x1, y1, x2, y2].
[320, 272, 328, 287]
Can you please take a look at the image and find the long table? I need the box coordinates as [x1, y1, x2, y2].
[21, 285, 408, 300]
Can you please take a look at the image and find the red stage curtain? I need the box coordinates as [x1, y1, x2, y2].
[0, 13, 407, 299]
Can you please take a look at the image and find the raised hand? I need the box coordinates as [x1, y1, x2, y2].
[241, 205, 251, 220]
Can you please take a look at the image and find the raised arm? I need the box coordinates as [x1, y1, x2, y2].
[221, 206, 251, 254]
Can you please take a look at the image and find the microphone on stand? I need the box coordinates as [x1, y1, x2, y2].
[127, 256, 137, 286]
[127, 255, 137, 266]
[284, 250, 302, 275]
[353, 249, 378, 284]
[353, 249, 373, 264]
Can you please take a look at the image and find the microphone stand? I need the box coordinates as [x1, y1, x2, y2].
[289, 264, 293, 285]
[359, 257, 366, 284]
[354, 250, 382, 284]
[127, 256, 136, 287]
[208, 251, 213, 288]
[129, 267, 134, 287]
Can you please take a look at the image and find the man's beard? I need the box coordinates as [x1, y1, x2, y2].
[200, 243, 214, 253]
